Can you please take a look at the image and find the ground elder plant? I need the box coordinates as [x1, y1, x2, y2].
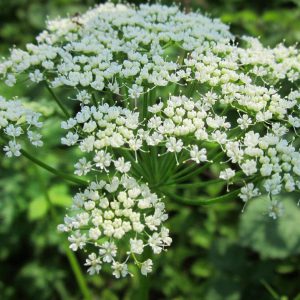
[1, 2, 300, 279]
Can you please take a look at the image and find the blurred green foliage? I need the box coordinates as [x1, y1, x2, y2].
[0, 0, 300, 299]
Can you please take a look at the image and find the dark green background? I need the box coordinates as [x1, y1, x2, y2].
[0, 1, 300, 299]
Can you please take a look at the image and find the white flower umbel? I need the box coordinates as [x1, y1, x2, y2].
[58, 175, 171, 278]
[1, 2, 300, 278]
[0, 96, 43, 156]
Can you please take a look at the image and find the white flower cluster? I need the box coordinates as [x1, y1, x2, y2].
[146, 95, 300, 210]
[0, 96, 43, 157]
[58, 175, 171, 277]
[1, 2, 300, 276]
[61, 103, 142, 175]
[0, 3, 232, 94]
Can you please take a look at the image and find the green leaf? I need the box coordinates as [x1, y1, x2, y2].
[204, 276, 241, 300]
[28, 196, 49, 221]
[191, 260, 212, 278]
[239, 195, 300, 259]
[99, 290, 118, 300]
[48, 184, 71, 207]
[190, 229, 212, 249]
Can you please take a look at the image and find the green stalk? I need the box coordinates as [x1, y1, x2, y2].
[171, 151, 225, 184]
[163, 175, 261, 206]
[168, 171, 243, 188]
[120, 149, 151, 182]
[142, 89, 149, 121]
[135, 272, 150, 300]
[91, 93, 98, 106]
[34, 167, 92, 300]
[140, 150, 154, 184]
[149, 87, 156, 106]
[260, 279, 280, 300]
[171, 161, 198, 181]
[133, 247, 151, 300]
[169, 178, 224, 188]
[64, 247, 93, 300]
[44, 81, 70, 118]
[155, 153, 176, 186]
[173, 83, 181, 96]
[20, 148, 88, 186]
[0, 136, 86, 186]
[186, 80, 197, 98]
[172, 146, 222, 180]
[163, 187, 241, 206]
[152, 147, 158, 183]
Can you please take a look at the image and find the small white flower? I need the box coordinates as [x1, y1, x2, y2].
[28, 131, 43, 147]
[166, 137, 183, 153]
[76, 90, 91, 104]
[128, 84, 143, 99]
[4, 124, 22, 137]
[99, 241, 117, 263]
[29, 69, 44, 83]
[239, 183, 260, 202]
[241, 159, 257, 176]
[148, 233, 163, 254]
[5, 74, 16, 86]
[74, 157, 92, 176]
[89, 227, 101, 240]
[190, 145, 207, 163]
[141, 259, 153, 276]
[68, 231, 87, 251]
[114, 157, 131, 173]
[84, 253, 102, 275]
[94, 150, 112, 170]
[237, 114, 252, 129]
[268, 200, 285, 219]
[112, 262, 129, 278]
[219, 168, 235, 181]
[3, 140, 21, 157]
[130, 238, 144, 255]
[61, 132, 79, 146]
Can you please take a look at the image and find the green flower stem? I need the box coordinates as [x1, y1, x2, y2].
[260, 279, 280, 300]
[151, 147, 158, 183]
[149, 87, 156, 106]
[163, 175, 262, 206]
[172, 146, 222, 181]
[34, 167, 92, 300]
[148, 148, 156, 181]
[44, 81, 70, 118]
[140, 150, 155, 183]
[163, 187, 241, 206]
[117, 149, 146, 179]
[122, 149, 152, 181]
[135, 271, 150, 300]
[133, 248, 151, 300]
[170, 178, 224, 188]
[141, 89, 149, 121]
[91, 93, 98, 106]
[166, 171, 244, 188]
[171, 151, 225, 184]
[173, 82, 181, 96]
[0, 136, 86, 186]
[156, 153, 176, 186]
[171, 161, 197, 181]
[64, 246, 93, 300]
[20, 148, 88, 186]
[186, 80, 197, 98]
